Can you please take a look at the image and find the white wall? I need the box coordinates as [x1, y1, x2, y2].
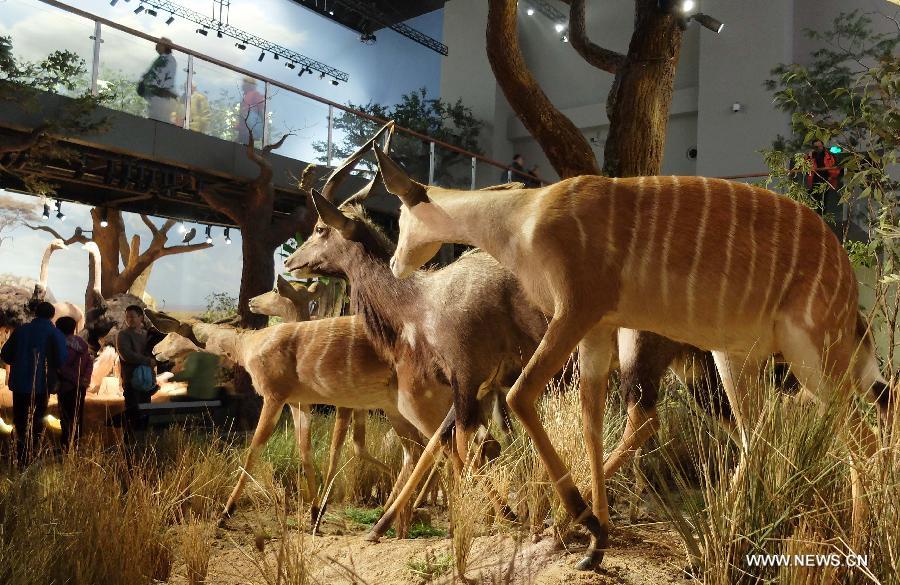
[440, 0, 897, 180]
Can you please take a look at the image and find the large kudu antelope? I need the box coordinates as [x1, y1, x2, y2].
[284, 122, 729, 541]
[145, 310, 451, 535]
[373, 140, 893, 570]
[247, 276, 391, 519]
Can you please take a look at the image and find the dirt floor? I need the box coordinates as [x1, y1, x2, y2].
[167, 504, 690, 585]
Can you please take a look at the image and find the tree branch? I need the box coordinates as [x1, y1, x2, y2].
[159, 241, 214, 257]
[567, 0, 625, 74]
[486, 0, 599, 177]
[197, 184, 242, 224]
[140, 214, 160, 235]
[25, 223, 89, 245]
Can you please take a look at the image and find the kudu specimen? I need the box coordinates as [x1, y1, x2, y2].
[145, 309, 451, 536]
[376, 141, 893, 569]
[284, 122, 727, 541]
[247, 276, 391, 520]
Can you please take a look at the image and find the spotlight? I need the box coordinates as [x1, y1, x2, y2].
[110, 0, 119, 6]
[328, 9, 334, 15]
[298, 69, 306, 78]
[196, 28, 208, 36]
[235, 42, 246, 50]
[319, 72, 326, 79]
[273, 54, 279, 61]
[360, 32, 376, 44]
[134, 4, 144, 14]
[287, 62, 296, 69]
[205, 225, 212, 244]
[693, 13, 724, 33]
[224, 227, 231, 245]
[258, 51, 265, 62]
[100, 208, 109, 228]
[165, 15, 174, 24]
[680, 0, 695, 12]
[526, 7, 534, 15]
[561, 34, 569, 43]
[42, 203, 50, 220]
[146, 9, 157, 16]
[178, 221, 187, 234]
[55, 200, 65, 222]
[331, 79, 338, 86]
[554, 23, 565, 33]
[217, 30, 223, 38]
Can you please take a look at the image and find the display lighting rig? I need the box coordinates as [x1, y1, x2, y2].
[521, 0, 568, 42]
[658, 0, 725, 32]
[100, 207, 109, 228]
[296, 0, 448, 56]
[110, 0, 350, 83]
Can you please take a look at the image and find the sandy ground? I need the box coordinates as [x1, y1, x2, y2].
[167, 506, 690, 585]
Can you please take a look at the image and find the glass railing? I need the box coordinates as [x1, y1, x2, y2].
[3, 0, 521, 186]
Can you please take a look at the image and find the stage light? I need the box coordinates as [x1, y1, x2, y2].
[205, 225, 213, 244]
[693, 13, 724, 33]
[196, 28, 208, 36]
[217, 30, 223, 38]
[681, 0, 695, 13]
[55, 200, 65, 222]
[110, 0, 119, 6]
[165, 15, 175, 24]
[287, 62, 296, 69]
[235, 42, 246, 50]
[224, 227, 231, 244]
[258, 51, 265, 62]
[134, 4, 144, 14]
[273, 54, 279, 60]
[319, 72, 326, 79]
[561, 34, 569, 43]
[42, 203, 50, 220]
[146, 9, 157, 17]
[331, 79, 338, 86]
[526, 7, 534, 15]
[100, 207, 109, 228]
[554, 23, 565, 33]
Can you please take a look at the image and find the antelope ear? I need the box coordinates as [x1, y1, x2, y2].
[276, 275, 305, 301]
[372, 148, 429, 207]
[144, 309, 182, 334]
[311, 189, 364, 241]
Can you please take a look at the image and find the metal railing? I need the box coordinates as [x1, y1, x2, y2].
[19, 0, 530, 189]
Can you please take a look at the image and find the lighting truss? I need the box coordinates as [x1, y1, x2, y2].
[118, 0, 350, 82]
[308, 0, 448, 56]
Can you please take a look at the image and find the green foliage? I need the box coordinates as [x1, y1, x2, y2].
[406, 549, 453, 581]
[0, 35, 110, 195]
[763, 10, 899, 366]
[201, 291, 238, 323]
[312, 87, 483, 185]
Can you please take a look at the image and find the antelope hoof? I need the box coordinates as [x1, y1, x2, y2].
[217, 502, 236, 527]
[575, 548, 605, 571]
[363, 530, 381, 543]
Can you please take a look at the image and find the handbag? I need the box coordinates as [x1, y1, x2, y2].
[137, 80, 147, 98]
[131, 364, 158, 395]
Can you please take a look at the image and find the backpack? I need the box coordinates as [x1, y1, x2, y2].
[131, 365, 157, 395]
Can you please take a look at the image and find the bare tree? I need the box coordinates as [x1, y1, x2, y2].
[0, 193, 40, 248]
[486, 0, 686, 178]
[27, 207, 212, 297]
[198, 131, 315, 328]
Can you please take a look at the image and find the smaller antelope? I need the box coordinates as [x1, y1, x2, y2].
[248, 277, 390, 518]
[145, 310, 452, 535]
[374, 142, 892, 570]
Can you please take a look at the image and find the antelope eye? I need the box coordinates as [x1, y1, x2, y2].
[315, 226, 327, 235]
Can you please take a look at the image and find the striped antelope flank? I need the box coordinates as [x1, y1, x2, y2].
[375, 147, 893, 571]
[145, 310, 453, 537]
[247, 276, 389, 524]
[285, 122, 732, 542]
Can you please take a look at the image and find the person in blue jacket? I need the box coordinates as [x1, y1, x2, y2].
[0, 301, 67, 466]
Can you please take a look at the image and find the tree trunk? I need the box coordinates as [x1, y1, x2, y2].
[90, 208, 128, 297]
[603, 1, 683, 177]
[238, 227, 275, 329]
[128, 265, 153, 298]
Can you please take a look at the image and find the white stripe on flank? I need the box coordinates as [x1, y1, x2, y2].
[568, 177, 588, 251]
[716, 181, 738, 327]
[823, 237, 845, 318]
[759, 195, 783, 323]
[773, 202, 803, 313]
[606, 179, 618, 257]
[638, 176, 661, 287]
[736, 186, 759, 318]
[686, 177, 711, 322]
[345, 321, 356, 385]
[313, 320, 334, 387]
[804, 219, 828, 327]
[660, 177, 680, 309]
[624, 177, 645, 284]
